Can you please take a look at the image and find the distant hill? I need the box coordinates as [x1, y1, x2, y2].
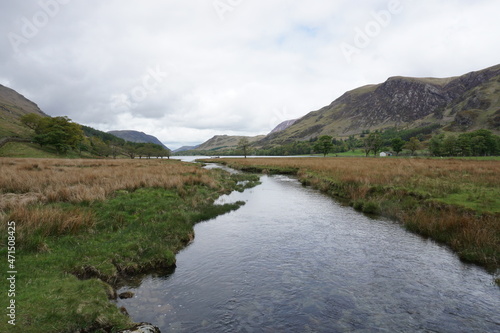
[0, 84, 48, 137]
[196, 135, 266, 151]
[108, 130, 170, 150]
[173, 145, 200, 153]
[259, 64, 500, 146]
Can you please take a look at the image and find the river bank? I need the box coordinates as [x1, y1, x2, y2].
[0, 158, 260, 333]
[202, 157, 500, 273]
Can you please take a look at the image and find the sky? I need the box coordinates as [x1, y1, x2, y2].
[1, 0, 499, 149]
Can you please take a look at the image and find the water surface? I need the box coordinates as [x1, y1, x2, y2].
[117, 174, 500, 332]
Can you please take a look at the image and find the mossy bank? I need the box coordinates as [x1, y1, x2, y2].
[0, 158, 260, 333]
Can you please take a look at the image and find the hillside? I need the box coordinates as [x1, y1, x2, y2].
[259, 64, 500, 146]
[0, 84, 48, 137]
[196, 135, 266, 151]
[108, 130, 170, 150]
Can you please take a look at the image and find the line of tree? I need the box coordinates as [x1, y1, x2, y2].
[175, 126, 499, 158]
[428, 130, 500, 157]
[20, 113, 171, 158]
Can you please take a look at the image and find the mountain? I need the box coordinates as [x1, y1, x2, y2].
[0, 84, 48, 137]
[173, 145, 200, 153]
[107, 130, 170, 150]
[259, 64, 500, 146]
[269, 119, 297, 134]
[196, 135, 266, 151]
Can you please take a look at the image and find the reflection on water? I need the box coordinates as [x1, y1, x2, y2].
[117, 174, 500, 332]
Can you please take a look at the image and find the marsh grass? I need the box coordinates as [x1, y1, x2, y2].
[0, 158, 256, 333]
[0, 158, 222, 249]
[214, 157, 500, 269]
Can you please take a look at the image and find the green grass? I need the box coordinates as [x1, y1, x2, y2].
[0, 142, 96, 158]
[0, 171, 259, 333]
[436, 189, 500, 213]
[0, 142, 56, 158]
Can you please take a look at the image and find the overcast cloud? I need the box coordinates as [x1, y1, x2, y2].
[1, 0, 499, 149]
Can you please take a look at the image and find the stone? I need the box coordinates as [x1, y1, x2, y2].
[118, 322, 161, 333]
[119, 291, 135, 299]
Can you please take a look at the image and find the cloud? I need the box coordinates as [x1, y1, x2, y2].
[1, 0, 499, 149]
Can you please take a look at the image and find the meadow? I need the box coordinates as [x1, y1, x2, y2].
[0, 158, 259, 333]
[211, 157, 500, 270]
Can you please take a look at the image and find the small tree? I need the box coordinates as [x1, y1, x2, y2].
[404, 137, 423, 156]
[238, 138, 250, 158]
[391, 137, 405, 156]
[346, 135, 359, 152]
[363, 132, 383, 156]
[429, 134, 445, 156]
[314, 135, 334, 157]
[123, 143, 137, 159]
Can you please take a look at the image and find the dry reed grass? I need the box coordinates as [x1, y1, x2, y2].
[0, 158, 218, 203]
[222, 157, 500, 201]
[0, 158, 220, 246]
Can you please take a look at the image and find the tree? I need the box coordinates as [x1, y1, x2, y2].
[238, 138, 250, 158]
[429, 134, 445, 156]
[404, 137, 423, 156]
[456, 135, 472, 156]
[391, 137, 405, 156]
[346, 135, 359, 152]
[109, 144, 121, 159]
[313, 135, 334, 157]
[77, 137, 91, 157]
[33, 116, 84, 154]
[164, 148, 172, 159]
[363, 132, 383, 156]
[20, 113, 44, 130]
[123, 143, 137, 159]
[90, 137, 112, 157]
[443, 135, 458, 156]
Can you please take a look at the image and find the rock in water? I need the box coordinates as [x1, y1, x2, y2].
[118, 322, 161, 333]
[119, 291, 135, 299]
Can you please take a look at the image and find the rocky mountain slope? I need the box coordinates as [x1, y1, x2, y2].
[0, 84, 48, 137]
[107, 130, 169, 150]
[270, 119, 297, 134]
[260, 64, 500, 145]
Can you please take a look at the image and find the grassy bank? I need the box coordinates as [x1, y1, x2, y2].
[206, 157, 500, 271]
[0, 141, 98, 159]
[0, 158, 260, 333]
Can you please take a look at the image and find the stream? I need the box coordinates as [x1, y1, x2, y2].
[116, 166, 500, 332]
